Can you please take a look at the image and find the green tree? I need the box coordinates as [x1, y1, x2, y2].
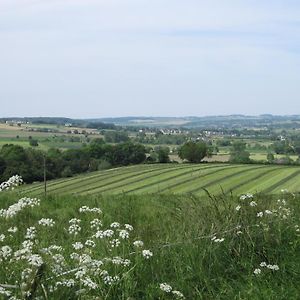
[156, 147, 170, 163]
[178, 141, 208, 163]
[29, 139, 39, 147]
[229, 141, 251, 163]
[267, 152, 275, 163]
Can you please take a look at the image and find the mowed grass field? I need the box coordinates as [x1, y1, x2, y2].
[21, 163, 300, 197]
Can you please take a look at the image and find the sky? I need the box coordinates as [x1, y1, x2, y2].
[0, 0, 300, 118]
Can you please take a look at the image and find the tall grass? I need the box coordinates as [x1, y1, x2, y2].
[0, 190, 299, 299]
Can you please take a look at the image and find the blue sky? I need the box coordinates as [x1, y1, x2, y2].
[0, 0, 300, 118]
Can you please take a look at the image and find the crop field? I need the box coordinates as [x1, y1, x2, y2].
[21, 163, 300, 197]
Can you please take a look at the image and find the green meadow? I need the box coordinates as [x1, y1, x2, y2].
[21, 163, 300, 197]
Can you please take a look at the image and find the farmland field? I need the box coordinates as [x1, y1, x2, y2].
[21, 163, 300, 197]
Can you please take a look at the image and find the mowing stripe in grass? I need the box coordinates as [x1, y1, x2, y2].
[232, 166, 289, 194]
[138, 164, 240, 194]
[22, 164, 163, 193]
[192, 165, 272, 196]
[34, 164, 176, 194]
[262, 169, 300, 193]
[188, 165, 267, 195]
[74, 164, 199, 195]
[170, 165, 250, 194]
[224, 166, 279, 195]
[35, 165, 187, 196]
[119, 164, 226, 194]
[272, 171, 300, 193]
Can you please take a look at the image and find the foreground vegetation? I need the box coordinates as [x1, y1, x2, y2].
[0, 185, 300, 299]
[22, 163, 300, 197]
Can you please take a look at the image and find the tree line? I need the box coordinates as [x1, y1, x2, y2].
[0, 139, 146, 183]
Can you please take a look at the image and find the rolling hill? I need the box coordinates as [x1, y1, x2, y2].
[21, 163, 300, 197]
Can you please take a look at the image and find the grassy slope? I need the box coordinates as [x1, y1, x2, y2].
[21, 163, 300, 197]
[0, 192, 299, 299]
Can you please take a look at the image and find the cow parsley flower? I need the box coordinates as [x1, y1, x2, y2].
[72, 242, 84, 250]
[110, 239, 120, 248]
[79, 206, 102, 214]
[211, 236, 225, 243]
[110, 222, 120, 228]
[124, 224, 133, 231]
[235, 205, 241, 211]
[0, 245, 13, 260]
[68, 224, 81, 235]
[267, 264, 279, 271]
[85, 240, 96, 248]
[25, 227, 36, 240]
[90, 218, 102, 230]
[142, 249, 153, 259]
[119, 229, 129, 239]
[28, 254, 43, 267]
[0, 234, 5, 242]
[172, 290, 185, 299]
[0, 286, 11, 297]
[240, 193, 253, 200]
[160, 283, 172, 293]
[38, 218, 55, 227]
[253, 268, 261, 275]
[133, 240, 144, 247]
[7, 226, 18, 233]
[0, 175, 23, 192]
[81, 277, 98, 289]
[103, 229, 114, 237]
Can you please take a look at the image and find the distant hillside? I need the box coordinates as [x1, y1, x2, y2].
[1, 115, 300, 129]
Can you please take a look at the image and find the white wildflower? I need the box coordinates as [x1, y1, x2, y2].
[267, 264, 279, 271]
[28, 254, 43, 267]
[81, 277, 98, 289]
[110, 239, 120, 248]
[119, 229, 129, 239]
[235, 205, 241, 211]
[160, 283, 172, 293]
[0, 197, 40, 219]
[142, 249, 153, 259]
[0, 286, 11, 297]
[90, 218, 102, 230]
[79, 206, 102, 214]
[103, 229, 114, 237]
[172, 290, 185, 299]
[240, 193, 253, 200]
[133, 240, 144, 247]
[38, 218, 55, 227]
[260, 262, 267, 267]
[0, 245, 13, 260]
[0, 234, 5, 242]
[253, 268, 261, 275]
[68, 224, 81, 235]
[85, 240, 96, 248]
[56, 279, 75, 287]
[110, 222, 120, 228]
[211, 236, 225, 243]
[7, 226, 18, 233]
[25, 227, 36, 240]
[72, 242, 84, 250]
[0, 175, 23, 192]
[124, 224, 133, 231]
